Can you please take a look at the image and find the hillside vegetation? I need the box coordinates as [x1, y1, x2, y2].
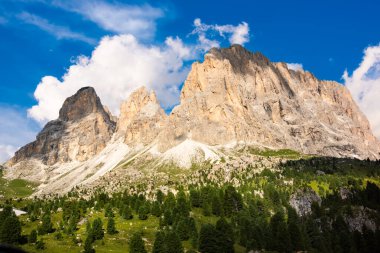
[1, 154, 380, 253]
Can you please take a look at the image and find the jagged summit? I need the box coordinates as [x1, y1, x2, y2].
[165, 45, 380, 158]
[58, 86, 109, 122]
[7, 87, 115, 166]
[208, 44, 270, 66]
[4, 46, 380, 195]
[116, 87, 167, 145]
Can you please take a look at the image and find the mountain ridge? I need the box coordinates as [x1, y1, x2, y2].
[4, 45, 380, 195]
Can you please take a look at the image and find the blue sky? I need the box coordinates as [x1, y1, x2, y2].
[0, 0, 380, 161]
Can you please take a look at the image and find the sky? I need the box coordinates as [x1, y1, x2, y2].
[0, 0, 380, 162]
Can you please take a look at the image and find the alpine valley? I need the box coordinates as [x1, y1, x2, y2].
[1, 46, 380, 253]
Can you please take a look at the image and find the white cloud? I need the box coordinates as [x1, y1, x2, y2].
[0, 106, 39, 163]
[28, 34, 193, 124]
[52, 0, 163, 40]
[344, 44, 380, 139]
[197, 33, 220, 52]
[18, 12, 96, 44]
[287, 63, 304, 72]
[215, 22, 250, 45]
[191, 18, 250, 49]
[26, 15, 252, 126]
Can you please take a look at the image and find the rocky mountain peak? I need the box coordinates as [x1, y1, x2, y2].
[163, 46, 380, 158]
[116, 87, 166, 145]
[117, 87, 161, 131]
[7, 87, 115, 166]
[207, 45, 270, 68]
[59, 86, 110, 122]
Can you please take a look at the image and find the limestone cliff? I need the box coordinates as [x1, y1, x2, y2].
[157, 45, 380, 159]
[116, 87, 167, 146]
[7, 87, 115, 166]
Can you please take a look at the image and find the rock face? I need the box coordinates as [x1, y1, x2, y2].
[290, 189, 322, 216]
[344, 206, 378, 232]
[116, 87, 167, 146]
[157, 45, 380, 159]
[7, 87, 115, 166]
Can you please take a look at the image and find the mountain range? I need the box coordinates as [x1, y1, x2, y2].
[4, 45, 380, 195]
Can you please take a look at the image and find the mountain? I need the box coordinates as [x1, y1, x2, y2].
[157, 45, 380, 158]
[8, 87, 115, 166]
[116, 86, 167, 146]
[4, 45, 380, 195]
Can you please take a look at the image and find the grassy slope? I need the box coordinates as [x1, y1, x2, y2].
[0, 170, 37, 199]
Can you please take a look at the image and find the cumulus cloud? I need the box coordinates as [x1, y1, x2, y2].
[344, 44, 380, 139]
[22, 7, 252, 125]
[287, 63, 304, 72]
[191, 18, 250, 49]
[52, 0, 163, 40]
[18, 12, 96, 44]
[0, 106, 39, 163]
[28, 34, 193, 124]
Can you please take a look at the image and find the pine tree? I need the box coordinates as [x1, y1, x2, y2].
[152, 231, 166, 253]
[202, 202, 212, 216]
[188, 217, 198, 249]
[287, 206, 303, 251]
[83, 235, 95, 253]
[29, 229, 37, 244]
[151, 201, 162, 217]
[122, 205, 133, 220]
[199, 224, 220, 253]
[39, 214, 54, 235]
[333, 215, 350, 253]
[156, 190, 164, 204]
[164, 192, 176, 210]
[165, 230, 184, 253]
[223, 186, 243, 216]
[138, 204, 149, 220]
[0, 205, 14, 227]
[107, 217, 118, 235]
[288, 221, 303, 251]
[129, 232, 147, 253]
[269, 211, 291, 253]
[67, 215, 78, 234]
[216, 218, 234, 253]
[0, 215, 22, 244]
[105, 204, 114, 218]
[163, 210, 173, 226]
[176, 218, 190, 241]
[190, 189, 201, 207]
[92, 218, 104, 240]
[176, 192, 190, 218]
[305, 218, 327, 253]
[212, 195, 222, 216]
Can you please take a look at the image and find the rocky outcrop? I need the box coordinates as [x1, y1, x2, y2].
[157, 45, 380, 159]
[7, 87, 115, 166]
[290, 189, 322, 216]
[344, 206, 379, 232]
[116, 87, 167, 146]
